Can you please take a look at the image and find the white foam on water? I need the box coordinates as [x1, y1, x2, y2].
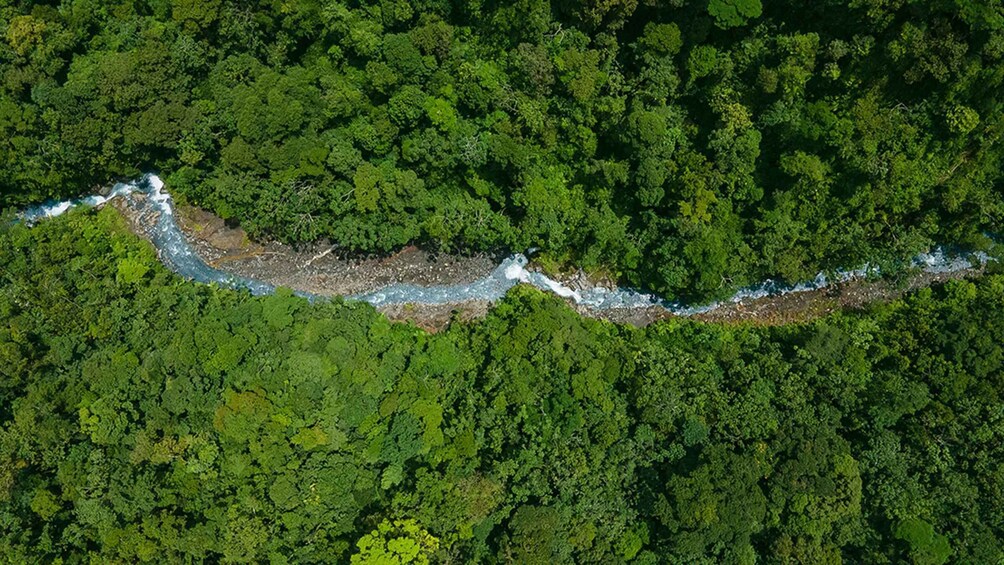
[20, 180, 141, 223]
[26, 200, 74, 221]
[504, 261, 529, 281]
[540, 278, 582, 301]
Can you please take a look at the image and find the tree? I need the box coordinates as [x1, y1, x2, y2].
[504, 506, 572, 564]
[5, 15, 47, 56]
[895, 518, 952, 565]
[172, 0, 222, 30]
[639, 23, 683, 56]
[351, 519, 440, 565]
[707, 0, 763, 29]
[946, 105, 980, 134]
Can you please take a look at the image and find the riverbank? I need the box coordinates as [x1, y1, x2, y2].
[173, 205, 501, 297]
[108, 190, 986, 330]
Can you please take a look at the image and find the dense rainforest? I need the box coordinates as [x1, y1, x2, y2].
[3, 1, 1004, 562]
[2, 0, 1004, 300]
[3, 205, 1004, 563]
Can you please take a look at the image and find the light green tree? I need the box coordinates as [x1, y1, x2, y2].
[351, 519, 440, 565]
[707, 0, 762, 29]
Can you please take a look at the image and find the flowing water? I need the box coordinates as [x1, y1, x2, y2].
[18, 174, 995, 315]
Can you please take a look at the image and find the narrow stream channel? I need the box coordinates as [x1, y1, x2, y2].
[20, 174, 995, 316]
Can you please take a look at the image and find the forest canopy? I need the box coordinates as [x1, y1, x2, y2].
[1, 0, 1003, 300]
[2, 205, 1003, 563]
[4, 1, 1004, 562]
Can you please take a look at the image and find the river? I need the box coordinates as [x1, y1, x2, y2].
[19, 174, 994, 316]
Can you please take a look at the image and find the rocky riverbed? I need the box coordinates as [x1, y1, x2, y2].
[110, 192, 985, 330]
[173, 205, 501, 297]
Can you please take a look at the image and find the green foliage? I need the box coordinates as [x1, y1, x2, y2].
[707, 0, 763, 29]
[895, 518, 953, 565]
[946, 104, 980, 133]
[3, 210, 1004, 562]
[116, 256, 151, 285]
[351, 519, 440, 565]
[639, 23, 683, 56]
[2, 0, 1003, 303]
[688, 45, 720, 82]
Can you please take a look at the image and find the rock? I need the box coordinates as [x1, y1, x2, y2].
[207, 228, 248, 251]
[179, 206, 249, 251]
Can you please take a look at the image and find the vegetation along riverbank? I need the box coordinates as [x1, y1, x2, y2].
[2, 204, 1003, 562]
[3, 0, 1003, 302]
[3, 0, 1004, 562]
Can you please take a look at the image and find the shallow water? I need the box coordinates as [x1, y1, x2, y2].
[19, 174, 995, 315]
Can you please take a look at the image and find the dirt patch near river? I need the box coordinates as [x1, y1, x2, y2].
[111, 195, 985, 331]
[173, 205, 501, 296]
[690, 268, 983, 326]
